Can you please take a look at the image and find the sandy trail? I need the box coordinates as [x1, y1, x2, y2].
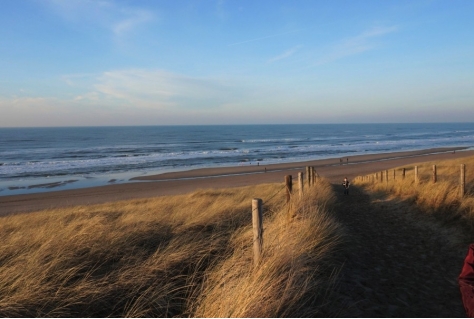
[330, 184, 469, 317]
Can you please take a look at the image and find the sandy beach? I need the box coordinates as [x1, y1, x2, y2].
[1, 147, 473, 216]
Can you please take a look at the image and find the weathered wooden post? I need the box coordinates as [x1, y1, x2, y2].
[385, 170, 389, 184]
[393, 169, 396, 180]
[461, 164, 466, 197]
[415, 166, 419, 184]
[309, 167, 314, 187]
[402, 168, 406, 179]
[298, 172, 304, 198]
[285, 175, 292, 203]
[433, 165, 437, 183]
[380, 171, 384, 183]
[306, 166, 311, 187]
[252, 198, 263, 267]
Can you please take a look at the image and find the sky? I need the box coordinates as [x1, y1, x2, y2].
[0, 0, 473, 127]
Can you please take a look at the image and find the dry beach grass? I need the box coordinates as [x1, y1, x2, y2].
[354, 155, 474, 228]
[2, 151, 474, 317]
[0, 179, 342, 317]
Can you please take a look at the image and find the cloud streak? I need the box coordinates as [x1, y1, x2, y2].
[44, 0, 155, 37]
[313, 25, 399, 66]
[228, 29, 302, 47]
[268, 46, 302, 63]
[73, 69, 249, 110]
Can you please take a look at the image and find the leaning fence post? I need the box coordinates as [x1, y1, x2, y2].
[298, 172, 304, 198]
[433, 165, 437, 183]
[252, 198, 263, 267]
[461, 164, 466, 197]
[415, 166, 419, 184]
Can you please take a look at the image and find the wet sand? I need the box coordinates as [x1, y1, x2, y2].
[1, 147, 473, 216]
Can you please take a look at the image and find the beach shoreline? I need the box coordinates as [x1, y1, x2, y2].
[131, 147, 469, 181]
[1, 147, 473, 217]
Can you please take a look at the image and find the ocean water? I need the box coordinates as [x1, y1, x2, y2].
[1, 123, 474, 195]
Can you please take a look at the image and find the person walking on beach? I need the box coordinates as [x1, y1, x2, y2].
[342, 177, 350, 195]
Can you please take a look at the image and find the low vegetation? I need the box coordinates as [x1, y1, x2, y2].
[354, 154, 474, 230]
[0, 179, 342, 317]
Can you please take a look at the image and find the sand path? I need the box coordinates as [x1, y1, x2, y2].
[330, 184, 469, 317]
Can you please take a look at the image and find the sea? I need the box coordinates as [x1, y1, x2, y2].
[1, 123, 474, 196]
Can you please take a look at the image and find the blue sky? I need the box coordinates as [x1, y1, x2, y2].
[1, 0, 473, 127]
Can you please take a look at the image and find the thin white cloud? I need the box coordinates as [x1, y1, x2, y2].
[313, 25, 398, 66]
[112, 8, 154, 36]
[44, 0, 155, 37]
[76, 69, 248, 110]
[268, 46, 302, 63]
[228, 29, 302, 47]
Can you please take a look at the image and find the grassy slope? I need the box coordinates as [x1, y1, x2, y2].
[354, 155, 474, 230]
[0, 179, 342, 317]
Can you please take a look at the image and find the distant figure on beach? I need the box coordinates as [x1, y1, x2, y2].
[340, 158, 342, 165]
[342, 177, 350, 195]
[346, 158, 349, 164]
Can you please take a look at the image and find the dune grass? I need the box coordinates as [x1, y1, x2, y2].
[0, 179, 342, 317]
[354, 154, 474, 228]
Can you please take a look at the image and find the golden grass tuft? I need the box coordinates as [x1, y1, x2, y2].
[354, 154, 474, 227]
[0, 180, 342, 317]
[192, 179, 341, 317]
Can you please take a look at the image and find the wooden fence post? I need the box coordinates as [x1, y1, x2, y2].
[285, 175, 292, 203]
[415, 166, 419, 184]
[380, 171, 384, 183]
[385, 170, 388, 184]
[306, 167, 310, 187]
[402, 168, 406, 179]
[433, 165, 437, 183]
[298, 172, 304, 198]
[393, 169, 396, 180]
[461, 164, 466, 197]
[252, 198, 263, 267]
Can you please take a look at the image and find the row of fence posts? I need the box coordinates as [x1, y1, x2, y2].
[252, 166, 318, 267]
[356, 164, 467, 197]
